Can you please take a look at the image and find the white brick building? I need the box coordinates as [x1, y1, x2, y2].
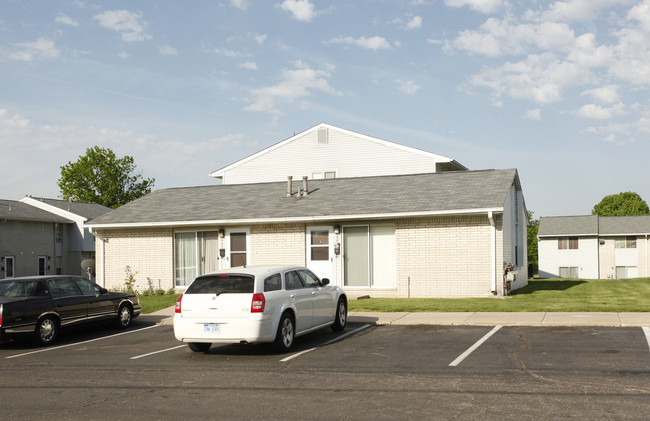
[87, 169, 527, 297]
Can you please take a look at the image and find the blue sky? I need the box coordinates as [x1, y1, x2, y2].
[1, 0, 649, 217]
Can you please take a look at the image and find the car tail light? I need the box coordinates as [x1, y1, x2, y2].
[175, 295, 183, 313]
[0, 304, 3, 326]
[251, 293, 265, 313]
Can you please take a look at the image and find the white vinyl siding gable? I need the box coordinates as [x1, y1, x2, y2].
[218, 125, 454, 184]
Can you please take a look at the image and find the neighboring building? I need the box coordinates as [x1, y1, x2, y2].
[209, 123, 467, 184]
[537, 215, 650, 279]
[86, 169, 528, 298]
[0, 197, 110, 279]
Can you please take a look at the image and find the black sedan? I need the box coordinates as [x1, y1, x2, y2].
[0, 275, 141, 345]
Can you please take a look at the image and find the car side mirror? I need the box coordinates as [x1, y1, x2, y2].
[321, 278, 330, 286]
[100, 287, 108, 294]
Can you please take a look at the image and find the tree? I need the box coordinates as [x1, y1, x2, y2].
[527, 211, 539, 268]
[592, 192, 649, 216]
[58, 146, 155, 209]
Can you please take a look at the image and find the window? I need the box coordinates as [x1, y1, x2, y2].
[38, 256, 47, 276]
[616, 266, 637, 279]
[48, 278, 81, 298]
[297, 270, 320, 287]
[3, 256, 14, 278]
[615, 236, 636, 249]
[174, 231, 220, 287]
[285, 271, 304, 290]
[310, 230, 329, 261]
[185, 274, 254, 294]
[343, 225, 396, 287]
[264, 274, 282, 292]
[559, 267, 579, 278]
[311, 171, 336, 179]
[73, 278, 102, 295]
[558, 238, 578, 250]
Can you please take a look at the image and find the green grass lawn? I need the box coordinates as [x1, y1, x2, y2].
[139, 278, 650, 314]
[138, 293, 181, 314]
[347, 277, 650, 313]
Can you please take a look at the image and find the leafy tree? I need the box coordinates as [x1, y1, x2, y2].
[58, 146, 155, 209]
[592, 192, 649, 216]
[527, 211, 539, 268]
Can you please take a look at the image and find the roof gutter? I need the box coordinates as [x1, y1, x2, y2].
[488, 211, 497, 294]
[84, 207, 504, 230]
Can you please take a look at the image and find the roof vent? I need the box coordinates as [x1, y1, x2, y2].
[286, 176, 293, 197]
[317, 128, 328, 144]
[301, 176, 309, 196]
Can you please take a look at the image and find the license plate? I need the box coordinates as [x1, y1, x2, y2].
[203, 323, 220, 333]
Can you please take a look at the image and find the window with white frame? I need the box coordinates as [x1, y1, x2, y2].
[343, 224, 396, 287]
[558, 237, 578, 250]
[174, 231, 220, 287]
[559, 266, 579, 278]
[615, 236, 636, 248]
[616, 266, 637, 279]
[311, 171, 336, 180]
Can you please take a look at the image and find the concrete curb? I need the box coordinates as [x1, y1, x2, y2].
[143, 307, 650, 327]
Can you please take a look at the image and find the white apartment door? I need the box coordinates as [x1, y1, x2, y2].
[306, 227, 333, 282]
[223, 228, 250, 269]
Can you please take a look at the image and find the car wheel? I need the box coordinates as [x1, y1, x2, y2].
[331, 297, 347, 332]
[116, 304, 133, 328]
[188, 342, 211, 352]
[273, 312, 295, 353]
[34, 316, 58, 346]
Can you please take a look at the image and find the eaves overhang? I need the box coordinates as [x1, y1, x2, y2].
[85, 207, 503, 230]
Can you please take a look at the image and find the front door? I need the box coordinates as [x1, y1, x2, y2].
[224, 228, 249, 269]
[306, 226, 333, 282]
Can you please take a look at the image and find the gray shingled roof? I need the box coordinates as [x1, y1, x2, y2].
[599, 216, 650, 235]
[538, 216, 599, 237]
[29, 197, 111, 219]
[0, 200, 73, 223]
[87, 169, 519, 227]
[538, 215, 650, 237]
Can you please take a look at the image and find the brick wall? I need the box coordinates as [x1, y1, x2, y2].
[250, 223, 306, 266]
[394, 215, 502, 298]
[96, 228, 173, 291]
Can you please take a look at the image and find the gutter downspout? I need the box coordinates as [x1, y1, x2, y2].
[488, 211, 497, 294]
[89, 227, 106, 288]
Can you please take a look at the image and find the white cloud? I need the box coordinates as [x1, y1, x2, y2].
[396, 79, 422, 95]
[542, 0, 636, 22]
[523, 109, 541, 120]
[581, 85, 620, 104]
[444, 0, 503, 14]
[6, 38, 60, 61]
[468, 52, 594, 104]
[406, 16, 423, 30]
[255, 34, 267, 44]
[231, 0, 250, 10]
[93, 10, 152, 42]
[238, 61, 258, 70]
[326, 36, 392, 51]
[244, 61, 341, 118]
[158, 45, 178, 56]
[209, 47, 250, 58]
[55, 13, 79, 27]
[277, 0, 315, 22]
[577, 102, 625, 119]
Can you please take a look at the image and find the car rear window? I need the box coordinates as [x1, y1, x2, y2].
[264, 274, 282, 292]
[185, 274, 255, 295]
[0, 280, 49, 298]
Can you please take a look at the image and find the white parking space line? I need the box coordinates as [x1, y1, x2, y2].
[280, 324, 372, 362]
[130, 344, 186, 360]
[449, 325, 502, 367]
[643, 327, 650, 351]
[4, 325, 160, 359]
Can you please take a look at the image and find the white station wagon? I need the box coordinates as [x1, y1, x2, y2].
[173, 265, 348, 352]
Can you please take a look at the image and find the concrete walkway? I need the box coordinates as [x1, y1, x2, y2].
[143, 306, 650, 327]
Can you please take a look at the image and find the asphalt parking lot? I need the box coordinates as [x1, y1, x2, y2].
[2, 318, 650, 420]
